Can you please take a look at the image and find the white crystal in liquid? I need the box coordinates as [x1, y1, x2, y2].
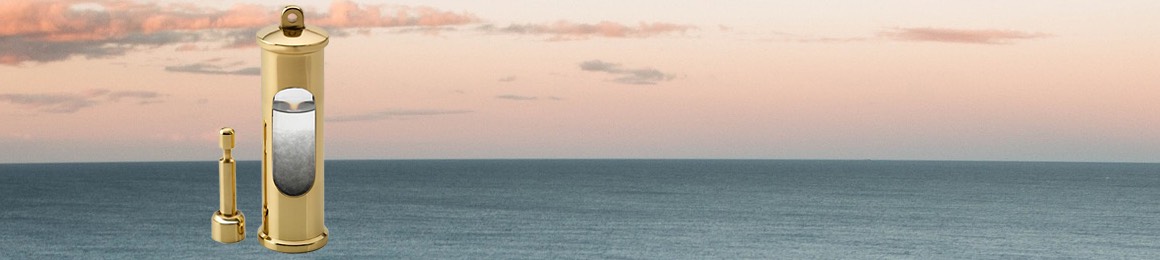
[272, 88, 316, 196]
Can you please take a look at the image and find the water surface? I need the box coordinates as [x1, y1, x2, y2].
[1, 160, 1158, 258]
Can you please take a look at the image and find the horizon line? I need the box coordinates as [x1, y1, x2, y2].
[2, 158, 1157, 166]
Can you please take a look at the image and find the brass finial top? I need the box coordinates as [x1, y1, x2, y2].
[280, 6, 305, 37]
[219, 127, 235, 150]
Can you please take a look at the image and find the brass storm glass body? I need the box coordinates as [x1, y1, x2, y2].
[256, 6, 329, 253]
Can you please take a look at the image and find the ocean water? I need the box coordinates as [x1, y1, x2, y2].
[1, 160, 1159, 259]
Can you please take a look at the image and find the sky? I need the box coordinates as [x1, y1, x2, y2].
[1, 0, 1158, 163]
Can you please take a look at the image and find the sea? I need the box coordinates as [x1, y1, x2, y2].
[1, 160, 1159, 259]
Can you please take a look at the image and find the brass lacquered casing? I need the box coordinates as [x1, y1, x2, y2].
[256, 6, 329, 253]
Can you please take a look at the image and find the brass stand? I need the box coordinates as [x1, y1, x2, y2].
[211, 128, 245, 243]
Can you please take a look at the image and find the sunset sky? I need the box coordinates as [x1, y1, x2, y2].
[1, 0, 1158, 163]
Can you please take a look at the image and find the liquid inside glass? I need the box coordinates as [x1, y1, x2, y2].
[272, 88, 315, 196]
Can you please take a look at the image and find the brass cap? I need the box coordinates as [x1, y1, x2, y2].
[211, 211, 245, 243]
[256, 6, 329, 54]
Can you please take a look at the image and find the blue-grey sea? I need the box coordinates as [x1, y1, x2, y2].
[1, 160, 1159, 259]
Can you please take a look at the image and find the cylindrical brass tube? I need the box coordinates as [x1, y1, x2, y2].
[219, 128, 237, 216]
[256, 5, 329, 253]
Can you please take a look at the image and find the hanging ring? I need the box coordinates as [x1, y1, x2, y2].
[280, 6, 305, 37]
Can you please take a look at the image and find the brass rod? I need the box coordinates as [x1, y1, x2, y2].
[219, 127, 237, 216]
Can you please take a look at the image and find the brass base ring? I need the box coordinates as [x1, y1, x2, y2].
[257, 227, 328, 253]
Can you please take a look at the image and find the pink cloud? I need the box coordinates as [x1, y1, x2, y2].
[316, 1, 478, 28]
[482, 21, 695, 41]
[0, 89, 163, 113]
[0, 1, 268, 42]
[0, 0, 479, 65]
[879, 27, 1050, 44]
